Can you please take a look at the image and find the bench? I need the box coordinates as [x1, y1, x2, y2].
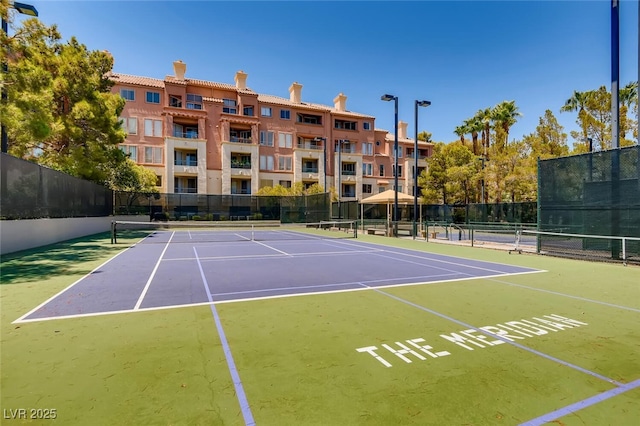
[366, 228, 386, 236]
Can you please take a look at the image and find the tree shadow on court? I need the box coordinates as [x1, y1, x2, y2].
[0, 232, 123, 285]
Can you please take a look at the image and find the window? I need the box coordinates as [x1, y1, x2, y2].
[243, 106, 254, 116]
[394, 146, 403, 158]
[146, 91, 160, 104]
[278, 133, 292, 148]
[175, 151, 197, 166]
[120, 145, 137, 161]
[334, 119, 357, 130]
[186, 93, 202, 110]
[341, 163, 356, 175]
[279, 180, 292, 188]
[144, 147, 163, 164]
[393, 165, 403, 177]
[363, 122, 371, 130]
[280, 109, 290, 120]
[362, 184, 372, 194]
[261, 106, 272, 117]
[223, 99, 237, 114]
[362, 163, 373, 176]
[120, 117, 137, 135]
[155, 175, 162, 187]
[379, 164, 385, 177]
[144, 119, 163, 137]
[259, 155, 274, 171]
[260, 131, 274, 146]
[378, 186, 386, 193]
[278, 156, 292, 171]
[394, 184, 402, 192]
[260, 179, 273, 188]
[169, 95, 182, 108]
[362, 142, 373, 156]
[120, 89, 135, 101]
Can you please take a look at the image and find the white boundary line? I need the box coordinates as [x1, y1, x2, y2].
[11, 239, 146, 324]
[163, 248, 383, 262]
[133, 231, 175, 310]
[12, 270, 545, 324]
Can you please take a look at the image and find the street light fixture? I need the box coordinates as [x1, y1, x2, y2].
[1, 1, 39, 154]
[414, 100, 431, 239]
[381, 94, 399, 237]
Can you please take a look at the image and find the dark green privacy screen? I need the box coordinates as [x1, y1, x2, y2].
[537, 145, 640, 262]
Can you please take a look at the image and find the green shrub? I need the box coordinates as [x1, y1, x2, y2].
[192, 215, 201, 221]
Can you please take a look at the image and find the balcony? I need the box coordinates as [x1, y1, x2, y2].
[230, 137, 252, 144]
[341, 170, 356, 176]
[174, 187, 197, 194]
[231, 160, 252, 169]
[230, 189, 251, 195]
[175, 158, 197, 166]
[173, 131, 199, 139]
[302, 166, 319, 173]
[296, 141, 323, 150]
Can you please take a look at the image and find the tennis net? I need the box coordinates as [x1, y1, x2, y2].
[111, 220, 357, 244]
[520, 230, 640, 264]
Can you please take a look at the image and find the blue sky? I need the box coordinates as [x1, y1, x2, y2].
[14, 0, 640, 146]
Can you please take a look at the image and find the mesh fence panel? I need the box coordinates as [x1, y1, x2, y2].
[538, 146, 640, 262]
[0, 153, 113, 219]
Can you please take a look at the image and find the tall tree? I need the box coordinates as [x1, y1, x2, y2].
[560, 90, 593, 151]
[619, 81, 638, 144]
[477, 107, 493, 153]
[1, 13, 127, 184]
[492, 100, 521, 148]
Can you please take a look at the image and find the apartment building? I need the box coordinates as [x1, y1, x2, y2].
[111, 60, 433, 200]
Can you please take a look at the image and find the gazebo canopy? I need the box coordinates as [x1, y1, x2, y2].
[360, 189, 416, 205]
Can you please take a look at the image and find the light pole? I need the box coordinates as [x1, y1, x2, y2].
[381, 94, 398, 237]
[414, 100, 430, 239]
[2, 2, 39, 154]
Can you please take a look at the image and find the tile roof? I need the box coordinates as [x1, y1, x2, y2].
[110, 73, 164, 88]
[111, 73, 374, 119]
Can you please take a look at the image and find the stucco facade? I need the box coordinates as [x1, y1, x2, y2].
[111, 60, 434, 200]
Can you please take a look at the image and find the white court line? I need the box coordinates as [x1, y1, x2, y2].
[11, 232, 160, 324]
[251, 240, 291, 256]
[163, 248, 384, 262]
[234, 233, 251, 241]
[133, 231, 175, 310]
[13, 270, 545, 324]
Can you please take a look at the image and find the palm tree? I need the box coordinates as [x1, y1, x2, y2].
[464, 116, 484, 156]
[493, 100, 522, 147]
[454, 124, 468, 146]
[476, 107, 493, 152]
[560, 90, 593, 149]
[619, 81, 638, 141]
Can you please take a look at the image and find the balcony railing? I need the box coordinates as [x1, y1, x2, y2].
[231, 189, 251, 195]
[230, 137, 252, 144]
[296, 142, 323, 150]
[341, 170, 356, 176]
[174, 188, 197, 194]
[342, 192, 356, 198]
[302, 167, 319, 173]
[173, 131, 199, 139]
[231, 160, 252, 169]
[175, 159, 197, 166]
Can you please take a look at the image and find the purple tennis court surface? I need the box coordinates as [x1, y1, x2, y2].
[15, 233, 541, 323]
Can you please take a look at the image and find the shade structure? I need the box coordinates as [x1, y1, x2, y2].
[360, 189, 418, 237]
[360, 189, 416, 205]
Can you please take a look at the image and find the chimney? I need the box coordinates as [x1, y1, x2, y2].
[398, 121, 408, 139]
[235, 70, 247, 90]
[333, 93, 347, 112]
[289, 82, 302, 103]
[173, 60, 186, 80]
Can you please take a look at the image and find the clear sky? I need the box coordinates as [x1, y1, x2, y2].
[13, 0, 640, 146]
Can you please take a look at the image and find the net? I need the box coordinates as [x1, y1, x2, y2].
[521, 230, 640, 264]
[111, 220, 357, 244]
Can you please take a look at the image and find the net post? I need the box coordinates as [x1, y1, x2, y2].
[251, 224, 254, 241]
[622, 237, 626, 262]
[111, 221, 116, 244]
[353, 221, 357, 238]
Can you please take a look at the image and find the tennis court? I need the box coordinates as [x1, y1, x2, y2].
[1, 224, 639, 425]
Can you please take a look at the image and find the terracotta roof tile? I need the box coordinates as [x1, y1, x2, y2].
[110, 73, 164, 88]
